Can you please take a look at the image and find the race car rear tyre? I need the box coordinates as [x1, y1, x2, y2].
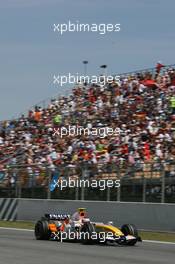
[35, 220, 50, 240]
[80, 222, 96, 244]
[121, 224, 138, 246]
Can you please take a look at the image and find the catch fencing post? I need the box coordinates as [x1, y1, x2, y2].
[106, 185, 110, 201]
[117, 184, 121, 202]
[75, 186, 79, 200]
[142, 176, 146, 203]
[117, 166, 121, 202]
[161, 163, 165, 203]
[47, 167, 51, 199]
[16, 167, 21, 198]
[80, 163, 85, 200]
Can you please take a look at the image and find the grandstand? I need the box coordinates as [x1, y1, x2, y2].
[0, 63, 175, 203]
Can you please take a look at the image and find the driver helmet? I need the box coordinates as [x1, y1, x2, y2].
[78, 208, 87, 218]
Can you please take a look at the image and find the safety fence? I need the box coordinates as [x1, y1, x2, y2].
[0, 161, 175, 203]
[116, 63, 175, 77]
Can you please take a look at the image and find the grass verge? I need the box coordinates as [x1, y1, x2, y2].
[0, 221, 175, 242]
[0, 220, 34, 230]
[139, 230, 175, 243]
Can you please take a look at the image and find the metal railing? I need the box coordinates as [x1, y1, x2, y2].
[0, 161, 175, 203]
[115, 63, 175, 77]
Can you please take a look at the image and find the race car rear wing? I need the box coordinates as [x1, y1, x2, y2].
[45, 214, 70, 220]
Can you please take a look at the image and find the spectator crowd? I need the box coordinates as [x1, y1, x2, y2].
[0, 63, 175, 180]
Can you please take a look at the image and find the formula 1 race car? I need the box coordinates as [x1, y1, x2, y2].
[34, 209, 142, 246]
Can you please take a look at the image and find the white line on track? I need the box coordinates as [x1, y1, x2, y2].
[0, 227, 175, 245]
[0, 227, 33, 232]
[143, 239, 175, 245]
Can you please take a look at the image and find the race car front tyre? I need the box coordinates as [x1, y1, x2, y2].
[121, 224, 138, 246]
[35, 220, 50, 240]
[80, 222, 96, 244]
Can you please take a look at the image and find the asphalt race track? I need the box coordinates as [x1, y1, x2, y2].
[0, 228, 175, 264]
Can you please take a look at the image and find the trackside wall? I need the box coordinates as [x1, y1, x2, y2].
[14, 199, 175, 232]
